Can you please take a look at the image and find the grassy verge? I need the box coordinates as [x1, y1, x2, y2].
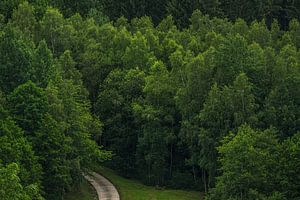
[64, 179, 97, 200]
[97, 167, 204, 200]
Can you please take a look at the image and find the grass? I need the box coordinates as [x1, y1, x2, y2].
[64, 179, 97, 200]
[97, 167, 204, 200]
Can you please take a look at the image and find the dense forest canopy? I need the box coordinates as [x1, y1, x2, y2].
[0, 1, 299, 200]
[1, 0, 300, 28]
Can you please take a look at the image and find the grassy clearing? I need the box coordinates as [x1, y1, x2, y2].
[64, 179, 97, 200]
[97, 167, 203, 200]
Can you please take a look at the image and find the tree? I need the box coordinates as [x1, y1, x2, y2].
[213, 34, 249, 86]
[0, 0, 23, 20]
[267, 0, 300, 29]
[0, 0, 47, 21]
[134, 61, 178, 185]
[34, 115, 72, 200]
[80, 23, 117, 103]
[122, 31, 155, 70]
[8, 81, 49, 136]
[38, 7, 75, 57]
[262, 45, 300, 138]
[220, 0, 270, 23]
[32, 40, 54, 88]
[174, 53, 214, 190]
[0, 163, 40, 200]
[289, 19, 300, 48]
[0, 99, 43, 199]
[247, 20, 271, 48]
[46, 74, 110, 184]
[279, 132, 300, 198]
[11, 1, 37, 39]
[0, 26, 34, 93]
[101, 0, 168, 25]
[95, 68, 145, 176]
[167, 0, 220, 28]
[207, 126, 283, 200]
[198, 73, 257, 188]
[58, 50, 83, 86]
[49, 0, 103, 18]
[175, 54, 213, 120]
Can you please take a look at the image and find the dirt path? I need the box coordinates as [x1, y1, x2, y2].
[84, 172, 120, 200]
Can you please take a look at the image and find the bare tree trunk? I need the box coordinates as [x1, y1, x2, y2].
[202, 169, 207, 193]
[192, 165, 196, 185]
[169, 144, 173, 177]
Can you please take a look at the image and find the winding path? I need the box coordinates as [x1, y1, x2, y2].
[84, 172, 120, 200]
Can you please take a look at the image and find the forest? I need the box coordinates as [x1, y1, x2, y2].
[0, 0, 299, 200]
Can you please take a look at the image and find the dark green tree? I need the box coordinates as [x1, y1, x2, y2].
[0, 26, 34, 93]
[34, 115, 72, 200]
[134, 61, 178, 185]
[32, 40, 54, 88]
[96, 68, 145, 176]
[279, 132, 300, 198]
[8, 81, 49, 136]
[198, 73, 257, 188]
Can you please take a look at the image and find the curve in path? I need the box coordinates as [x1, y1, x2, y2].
[84, 172, 120, 200]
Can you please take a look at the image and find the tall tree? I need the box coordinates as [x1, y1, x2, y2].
[46, 73, 110, 183]
[0, 163, 42, 200]
[263, 45, 300, 138]
[207, 126, 284, 200]
[8, 81, 49, 137]
[279, 132, 300, 198]
[32, 40, 54, 88]
[0, 26, 34, 93]
[0, 94, 43, 199]
[198, 73, 257, 188]
[39, 7, 75, 57]
[134, 61, 178, 185]
[11, 1, 37, 39]
[95, 68, 145, 176]
[35, 115, 72, 200]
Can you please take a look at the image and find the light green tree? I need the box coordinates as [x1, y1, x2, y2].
[207, 126, 284, 200]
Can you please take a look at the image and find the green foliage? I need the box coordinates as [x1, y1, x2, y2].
[64, 179, 96, 200]
[35, 115, 72, 199]
[280, 132, 300, 198]
[207, 126, 300, 200]
[196, 73, 257, 187]
[96, 68, 145, 176]
[11, 1, 37, 39]
[46, 74, 111, 176]
[1, 24, 110, 199]
[0, 0, 47, 21]
[262, 45, 300, 138]
[213, 34, 249, 85]
[133, 61, 179, 185]
[0, 2, 299, 199]
[122, 31, 155, 69]
[0, 102, 43, 199]
[38, 7, 75, 56]
[207, 126, 282, 200]
[0, 26, 34, 93]
[8, 81, 49, 135]
[0, 163, 39, 200]
[32, 40, 54, 87]
[49, 0, 103, 18]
